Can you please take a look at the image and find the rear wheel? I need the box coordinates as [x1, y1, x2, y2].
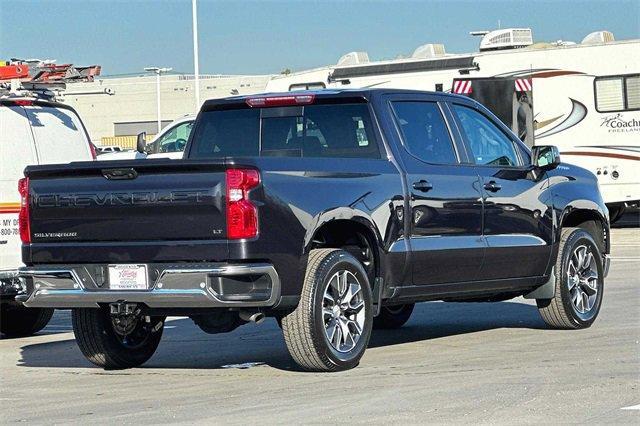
[72, 307, 164, 369]
[281, 249, 373, 371]
[373, 304, 414, 329]
[537, 227, 604, 329]
[0, 306, 53, 337]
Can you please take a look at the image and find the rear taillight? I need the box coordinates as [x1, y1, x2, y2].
[88, 143, 97, 160]
[18, 177, 31, 244]
[226, 168, 260, 239]
[13, 99, 34, 106]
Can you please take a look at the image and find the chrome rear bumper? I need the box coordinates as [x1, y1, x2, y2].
[18, 263, 280, 309]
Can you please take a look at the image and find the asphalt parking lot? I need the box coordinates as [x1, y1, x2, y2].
[1, 213, 638, 424]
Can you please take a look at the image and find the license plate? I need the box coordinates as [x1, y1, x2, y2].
[108, 264, 148, 290]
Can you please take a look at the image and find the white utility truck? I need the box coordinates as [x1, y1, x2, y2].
[0, 81, 96, 336]
[98, 114, 195, 161]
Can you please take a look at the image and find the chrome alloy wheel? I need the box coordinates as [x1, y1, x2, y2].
[322, 270, 366, 353]
[567, 245, 599, 314]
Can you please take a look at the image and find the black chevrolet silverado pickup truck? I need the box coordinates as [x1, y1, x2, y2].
[18, 89, 610, 371]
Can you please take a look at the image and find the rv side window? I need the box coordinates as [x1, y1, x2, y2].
[595, 78, 624, 112]
[626, 76, 640, 110]
[594, 74, 640, 112]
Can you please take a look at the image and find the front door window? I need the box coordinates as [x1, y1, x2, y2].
[452, 104, 520, 167]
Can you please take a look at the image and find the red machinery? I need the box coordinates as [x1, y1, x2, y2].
[0, 60, 101, 82]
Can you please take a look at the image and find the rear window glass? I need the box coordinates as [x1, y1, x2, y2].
[190, 103, 380, 159]
[25, 105, 91, 163]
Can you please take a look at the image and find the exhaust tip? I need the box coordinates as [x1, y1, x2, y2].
[240, 310, 265, 324]
[251, 312, 265, 324]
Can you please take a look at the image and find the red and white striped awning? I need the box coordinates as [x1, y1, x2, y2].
[452, 80, 472, 94]
[515, 78, 532, 92]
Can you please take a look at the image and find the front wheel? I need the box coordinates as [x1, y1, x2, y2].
[281, 249, 373, 371]
[0, 306, 53, 337]
[72, 308, 164, 369]
[537, 227, 604, 329]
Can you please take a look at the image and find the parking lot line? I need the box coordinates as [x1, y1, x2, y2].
[620, 404, 640, 410]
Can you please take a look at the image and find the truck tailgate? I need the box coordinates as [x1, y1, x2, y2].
[24, 160, 229, 263]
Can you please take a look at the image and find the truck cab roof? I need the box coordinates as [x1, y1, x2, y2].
[202, 88, 471, 111]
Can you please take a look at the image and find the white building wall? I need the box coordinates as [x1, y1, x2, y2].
[60, 74, 272, 143]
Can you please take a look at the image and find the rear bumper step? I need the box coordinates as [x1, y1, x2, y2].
[18, 263, 280, 309]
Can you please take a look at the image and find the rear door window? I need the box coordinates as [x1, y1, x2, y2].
[25, 105, 91, 163]
[190, 103, 381, 159]
[391, 101, 457, 164]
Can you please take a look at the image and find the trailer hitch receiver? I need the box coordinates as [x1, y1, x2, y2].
[109, 302, 139, 316]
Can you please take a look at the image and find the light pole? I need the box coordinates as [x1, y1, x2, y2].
[144, 66, 172, 134]
[192, 0, 200, 111]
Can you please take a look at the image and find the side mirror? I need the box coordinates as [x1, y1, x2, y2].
[136, 132, 146, 154]
[531, 145, 560, 171]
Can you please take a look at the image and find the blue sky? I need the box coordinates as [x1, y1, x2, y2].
[1, 0, 638, 76]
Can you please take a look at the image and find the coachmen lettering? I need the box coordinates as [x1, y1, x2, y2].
[600, 113, 640, 133]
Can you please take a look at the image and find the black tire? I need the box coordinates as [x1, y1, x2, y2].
[536, 227, 604, 329]
[608, 204, 626, 224]
[373, 304, 415, 329]
[72, 308, 164, 369]
[281, 249, 373, 372]
[0, 306, 54, 338]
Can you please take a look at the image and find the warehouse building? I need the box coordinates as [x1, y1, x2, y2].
[60, 73, 272, 145]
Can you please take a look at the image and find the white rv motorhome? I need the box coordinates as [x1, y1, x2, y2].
[267, 28, 640, 221]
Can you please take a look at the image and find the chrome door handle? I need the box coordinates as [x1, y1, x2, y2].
[483, 181, 502, 192]
[412, 180, 433, 192]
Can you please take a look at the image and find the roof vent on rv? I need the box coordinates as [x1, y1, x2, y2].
[411, 43, 446, 59]
[477, 28, 534, 51]
[337, 52, 370, 66]
[581, 31, 615, 45]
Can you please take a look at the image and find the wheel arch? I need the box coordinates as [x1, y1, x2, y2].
[560, 205, 610, 255]
[304, 213, 383, 282]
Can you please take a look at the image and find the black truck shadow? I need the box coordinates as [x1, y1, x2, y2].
[611, 208, 639, 229]
[17, 301, 545, 371]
